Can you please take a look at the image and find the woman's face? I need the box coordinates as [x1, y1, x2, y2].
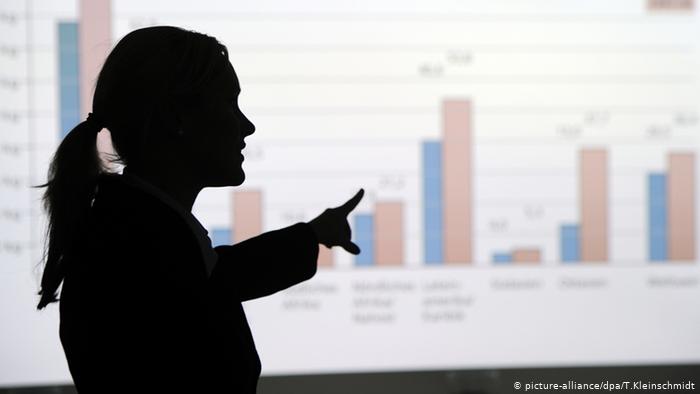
[179, 61, 255, 188]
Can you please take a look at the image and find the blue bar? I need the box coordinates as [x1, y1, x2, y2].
[493, 252, 512, 264]
[355, 214, 374, 266]
[211, 228, 232, 247]
[648, 173, 667, 262]
[422, 141, 443, 264]
[58, 22, 80, 140]
[560, 224, 580, 263]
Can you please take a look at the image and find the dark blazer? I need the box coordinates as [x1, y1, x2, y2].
[59, 173, 319, 393]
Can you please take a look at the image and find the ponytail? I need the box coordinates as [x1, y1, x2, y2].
[36, 115, 105, 309]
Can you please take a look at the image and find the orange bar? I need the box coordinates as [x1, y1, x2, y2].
[79, 0, 111, 117]
[668, 153, 696, 261]
[580, 149, 608, 262]
[374, 202, 404, 265]
[318, 246, 334, 267]
[512, 249, 541, 264]
[79, 0, 114, 164]
[442, 99, 473, 263]
[233, 190, 262, 243]
[648, 0, 694, 11]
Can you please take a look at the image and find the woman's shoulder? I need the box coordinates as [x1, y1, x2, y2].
[78, 173, 207, 278]
[91, 173, 194, 244]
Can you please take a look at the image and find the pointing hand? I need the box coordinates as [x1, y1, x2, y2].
[308, 189, 364, 255]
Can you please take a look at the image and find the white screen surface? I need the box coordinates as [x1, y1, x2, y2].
[1, 0, 699, 387]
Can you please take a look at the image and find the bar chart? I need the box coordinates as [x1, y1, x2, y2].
[2, 0, 700, 385]
[44, 0, 700, 270]
[204, 100, 697, 269]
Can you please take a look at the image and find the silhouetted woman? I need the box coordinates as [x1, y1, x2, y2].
[37, 26, 363, 393]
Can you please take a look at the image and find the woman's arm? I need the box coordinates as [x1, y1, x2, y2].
[210, 189, 364, 302]
[212, 223, 319, 301]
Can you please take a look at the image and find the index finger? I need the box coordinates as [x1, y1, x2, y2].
[338, 188, 364, 214]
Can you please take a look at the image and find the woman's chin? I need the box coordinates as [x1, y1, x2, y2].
[206, 168, 245, 187]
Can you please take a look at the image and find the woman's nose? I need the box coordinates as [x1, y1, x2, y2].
[244, 116, 255, 136]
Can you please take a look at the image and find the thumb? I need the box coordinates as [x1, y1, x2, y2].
[341, 241, 361, 255]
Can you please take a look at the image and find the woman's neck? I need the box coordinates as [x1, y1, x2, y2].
[122, 165, 202, 211]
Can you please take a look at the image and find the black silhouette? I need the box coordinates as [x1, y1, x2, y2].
[37, 26, 363, 393]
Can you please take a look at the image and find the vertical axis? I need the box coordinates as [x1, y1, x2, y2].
[25, 0, 37, 267]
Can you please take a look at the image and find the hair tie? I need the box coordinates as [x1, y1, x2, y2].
[85, 112, 104, 133]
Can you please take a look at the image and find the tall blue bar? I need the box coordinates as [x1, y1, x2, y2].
[355, 214, 374, 266]
[58, 22, 80, 139]
[422, 141, 443, 264]
[493, 252, 512, 264]
[211, 228, 232, 247]
[560, 224, 580, 262]
[648, 173, 667, 261]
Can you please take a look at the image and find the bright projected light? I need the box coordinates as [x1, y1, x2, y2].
[1, 0, 699, 387]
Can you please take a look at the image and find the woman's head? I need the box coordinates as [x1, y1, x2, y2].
[37, 26, 253, 308]
[96, 26, 255, 186]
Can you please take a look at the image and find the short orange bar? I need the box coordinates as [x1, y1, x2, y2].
[318, 246, 334, 267]
[442, 99, 473, 264]
[233, 190, 262, 243]
[512, 249, 541, 264]
[375, 202, 404, 265]
[668, 153, 696, 261]
[648, 0, 694, 11]
[580, 149, 608, 262]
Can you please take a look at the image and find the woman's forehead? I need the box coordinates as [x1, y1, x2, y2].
[220, 62, 240, 93]
[202, 62, 238, 98]
[194, 60, 240, 104]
